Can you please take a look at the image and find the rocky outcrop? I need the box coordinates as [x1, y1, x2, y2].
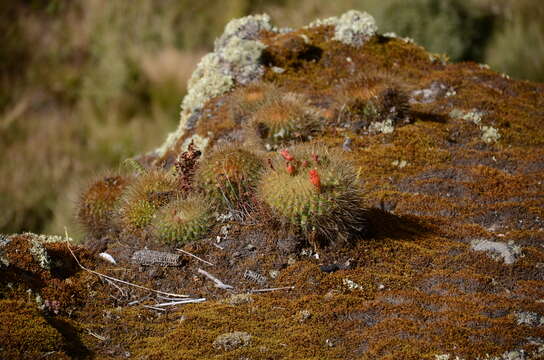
[2, 10, 544, 360]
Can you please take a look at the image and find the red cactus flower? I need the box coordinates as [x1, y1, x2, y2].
[309, 169, 321, 192]
[280, 149, 294, 162]
[286, 164, 296, 175]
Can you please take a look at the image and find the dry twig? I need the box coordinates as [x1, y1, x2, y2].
[197, 268, 234, 290]
[176, 248, 214, 266]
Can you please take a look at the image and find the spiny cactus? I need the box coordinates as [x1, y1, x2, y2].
[77, 173, 130, 237]
[376, 87, 410, 124]
[229, 81, 282, 124]
[244, 93, 322, 149]
[258, 144, 367, 243]
[194, 143, 264, 206]
[152, 193, 213, 245]
[117, 170, 177, 233]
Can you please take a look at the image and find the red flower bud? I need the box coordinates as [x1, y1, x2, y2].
[309, 169, 321, 191]
[280, 149, 294, 162]
[311, 154, 319, 164]
[301, 160, 309, 168]
[286, 164, 296, 175]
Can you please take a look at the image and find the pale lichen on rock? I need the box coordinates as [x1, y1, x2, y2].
[306, 10, 377, 46]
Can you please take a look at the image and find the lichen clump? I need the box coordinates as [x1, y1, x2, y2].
[307, 10, 377, 46]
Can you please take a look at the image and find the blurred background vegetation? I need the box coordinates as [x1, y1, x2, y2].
[1, 0, 542, 237]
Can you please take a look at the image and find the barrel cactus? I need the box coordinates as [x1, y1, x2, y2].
[117, 170, 177, 233]
[152, 193, 214, 245]
[245, 93, 322, 149]
[194, 143, 264, 206]
[258, 144, 367, 242]
[77, 173, 130, 237]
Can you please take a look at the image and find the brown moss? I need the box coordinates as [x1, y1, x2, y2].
[0, 300, 68, 359]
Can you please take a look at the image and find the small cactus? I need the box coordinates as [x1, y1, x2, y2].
[258, 144, 367, 243]
[117, 170, 177, 233]
[336, 73, 410, 132]
[245, 93, 322, 149]
[195, 143, 264, 206]
[229, 81, 282, 124]
[77, 173, 130, 237]
[152, 193, 213, 245]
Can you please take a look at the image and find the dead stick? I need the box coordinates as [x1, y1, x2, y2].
[250, 286, 295, 293]
[197, 268, 233, 290]
[176, 248, 214, 266]
[64, 228, 189, 298]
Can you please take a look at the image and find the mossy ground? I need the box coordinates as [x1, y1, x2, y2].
[2, 22, 544, 359]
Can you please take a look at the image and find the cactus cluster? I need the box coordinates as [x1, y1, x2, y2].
[258, 144, 367, 242]
[77, 145, 214, 245]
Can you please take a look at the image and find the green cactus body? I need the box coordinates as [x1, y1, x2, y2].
[246, 93, 322, 149]
[195, 144, 263, 205]
[152, 194, 213, 245]
[258, 144, 366, 240]
[78, 174, 130, 237]
[118, 170, 177, 232]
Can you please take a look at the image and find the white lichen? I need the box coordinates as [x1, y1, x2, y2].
[470, 239, 522, 265]
[383, 32, 415, 44]
[369, 118, 395, 134]
[0, 234, 10, 267]
[449, 109, 501, 144]
[481, 125, 501, 144]
[307, 10, 377, 47]
[516, 311, 544, 327]
[343, 278, 364, 290]
[24, 233, 72, 270]
[450, 108, 485, 125]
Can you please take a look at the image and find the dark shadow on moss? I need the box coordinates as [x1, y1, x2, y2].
[411, 110, 448, 123]
[364, 207, 432, 241]
[46, 317, 92, 359]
